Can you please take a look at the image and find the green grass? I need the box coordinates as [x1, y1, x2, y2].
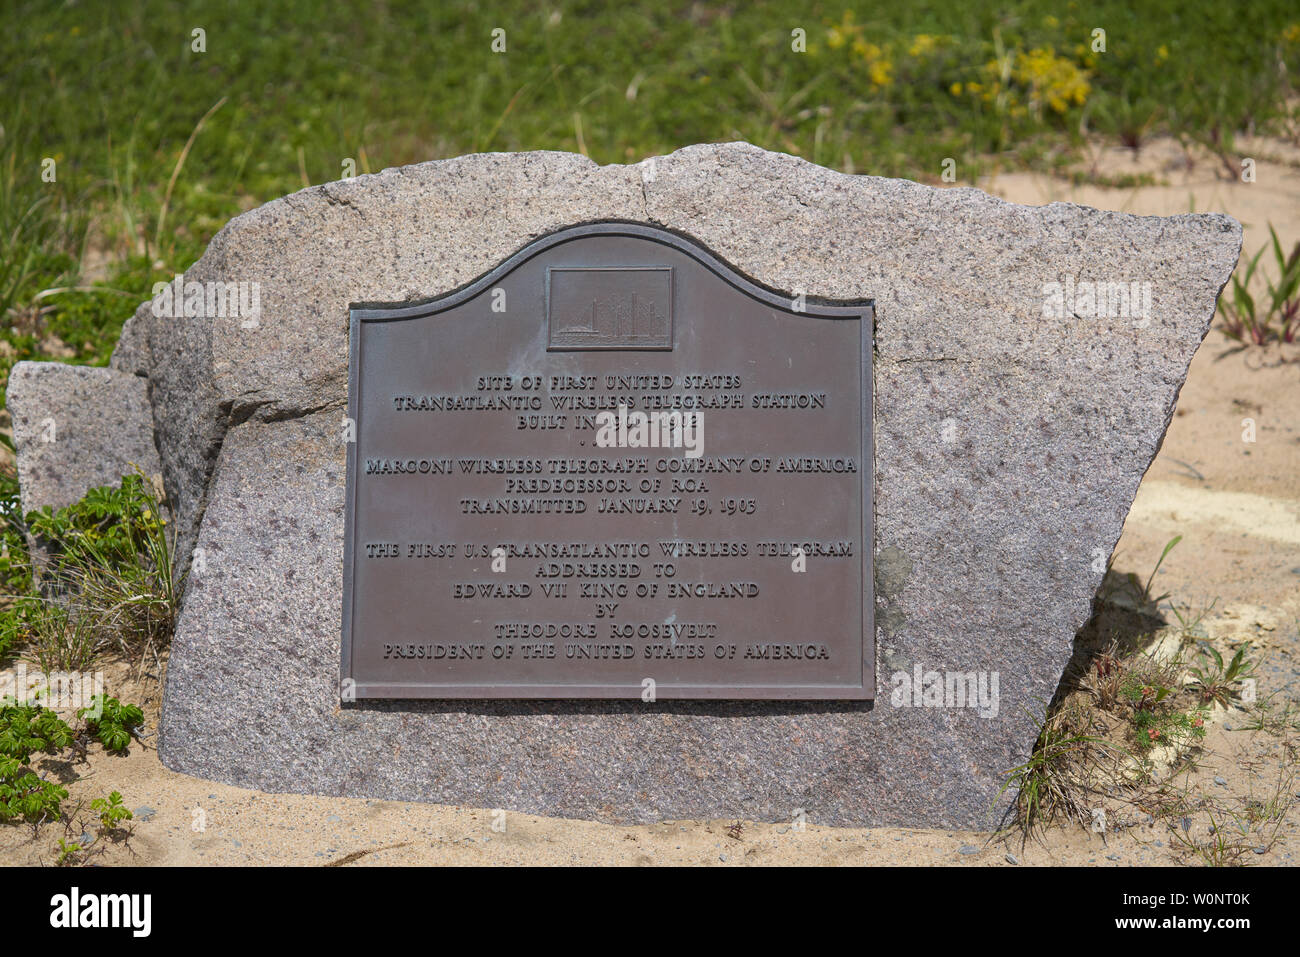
[1, 0, 1298, 401]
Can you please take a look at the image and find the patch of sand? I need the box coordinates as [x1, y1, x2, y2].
[1130, 482, 1300, 546]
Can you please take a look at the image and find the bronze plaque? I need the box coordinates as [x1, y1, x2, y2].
[342, 223, 873, 699]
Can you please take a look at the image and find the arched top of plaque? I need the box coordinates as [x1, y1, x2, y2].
[350, 221, 874, 351]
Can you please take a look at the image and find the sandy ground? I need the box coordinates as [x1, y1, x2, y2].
[3, 137, 1298, 866]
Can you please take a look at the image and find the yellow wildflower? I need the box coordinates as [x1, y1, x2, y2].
[908, 34, 939, 57]
[827, 10, 859, 50]
[1012, 46, 1090, 114]
[851, 38, 880, 60]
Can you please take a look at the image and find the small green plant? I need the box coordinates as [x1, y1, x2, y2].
[1126, 535, 1181, 609]
[79, 695, 144, 752]
[1132, 703, 1209, 750]
[1121, 674, 1174, 711]
[52, 791, 137, 865]
[0, 765, 71, 825]
[1188, 643, 1257, 707]
[55, 838, 85, 866]
[0, 701, 74, 824]
[1119, 669, 1208, 751]
[0, 700, 75, 759]
[90, 790, 133, 830]
[1218, 225, 1300, 346]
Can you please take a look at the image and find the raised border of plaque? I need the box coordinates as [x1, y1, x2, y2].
[342, 221, 874, 700]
